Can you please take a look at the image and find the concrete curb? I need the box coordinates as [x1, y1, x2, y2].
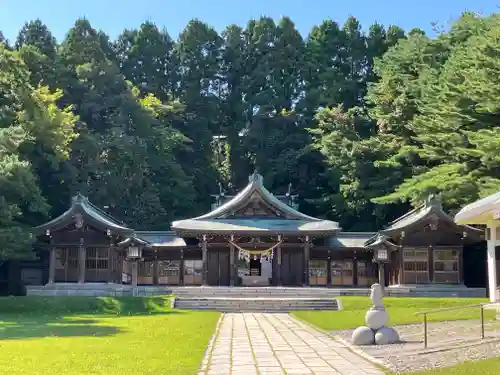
[199, 313, 224, 374]
[334, 335, 388, 370]
[290, 314, 389, 373]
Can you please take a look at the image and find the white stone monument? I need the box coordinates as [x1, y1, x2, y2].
[351, 283, 400, 345]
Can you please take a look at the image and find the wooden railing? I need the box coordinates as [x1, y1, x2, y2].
[415, 303, 492, 348]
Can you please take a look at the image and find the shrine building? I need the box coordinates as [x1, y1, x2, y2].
[29, 172, 485, 290]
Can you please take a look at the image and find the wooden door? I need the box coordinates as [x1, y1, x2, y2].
[282, 249, 304, 286]
[207, 249, 230, 286]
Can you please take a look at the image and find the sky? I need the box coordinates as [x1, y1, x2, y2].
[0, 0, 498, 43]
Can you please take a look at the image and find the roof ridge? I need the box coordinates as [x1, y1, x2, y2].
[388, 203, 425, 226]
[83, 198, 129, 227]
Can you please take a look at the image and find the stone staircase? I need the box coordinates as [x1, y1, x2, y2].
[171, 287, 341, 311]
[173, 296, 340, 312]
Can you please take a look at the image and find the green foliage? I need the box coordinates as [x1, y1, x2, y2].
[372, 13, 500, 209]
[0, 44, 77, 260]
[2, 10, 498, 255]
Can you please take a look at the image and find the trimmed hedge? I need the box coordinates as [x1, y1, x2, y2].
[0, 296, 173, 315]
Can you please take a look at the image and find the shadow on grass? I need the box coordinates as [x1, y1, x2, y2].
[0, 316, 123, 340]
[0, 295, 184, 318]
[0, 296, 190, 340]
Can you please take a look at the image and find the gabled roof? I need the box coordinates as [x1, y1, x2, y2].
[380, 195, 482, 239]
[117, 231, 186, 248]
[365, 234, 399, 251]
[325, 232, 376, 248]
[172, 172, 340, 235]
[455, 191, 500, 225]
[34, 193, 132, 236]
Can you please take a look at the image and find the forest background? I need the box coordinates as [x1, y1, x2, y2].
[1, 11, 499, 259]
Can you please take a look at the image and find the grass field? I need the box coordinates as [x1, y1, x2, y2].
[408, 357, 500, 375]
[0, 296, 220, 375]
[291, 297, 494, 331]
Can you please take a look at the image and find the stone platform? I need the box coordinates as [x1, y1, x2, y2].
[27, 283, 486, 298]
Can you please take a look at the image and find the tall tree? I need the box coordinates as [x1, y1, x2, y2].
[375, 13, 500, 209]
[15, 19, 57, 59]
[0, 44, 77, 260]
[175, 19, 222, 208]
[57, 19, 193, 227]
[115, 21, 178, 101]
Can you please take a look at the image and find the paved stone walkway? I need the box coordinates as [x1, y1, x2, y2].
[199, 313, 384, 375]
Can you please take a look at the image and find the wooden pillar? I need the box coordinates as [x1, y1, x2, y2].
[428, 246, 434, 284]
[399, 232, 405, 285]
[327, 250, 332, 287]
[107, 241, 112, 284]
[48, 247, 56, 284]
[277, 245, 282, 286]
[353, 251, 358, 286]
[303, 235, 310, 287]
[229, 241, 235, 286]
[131, 260, 138, 287]
[78, 238, 86, 284]
[458, 247, 464, 284]
[153, 251, 159, 286]
[486, 226, 498, 302]
[201, 235, 208, 286]
[378, 262, 385, 289]
[179, 249, 185, 286]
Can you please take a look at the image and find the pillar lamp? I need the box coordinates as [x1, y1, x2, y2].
[373, 247, 390, 290]
[127, 246, 142, 259]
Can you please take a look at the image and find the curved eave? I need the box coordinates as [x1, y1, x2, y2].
[117, 236, 148, 247]
[172, 218, 340, 236]
[380, 205, 482, 240]
[455, 191, 500, 225]
[192, 174, 329, 222]
[34, 202, 133, 236]
[365, 234, 399, 251]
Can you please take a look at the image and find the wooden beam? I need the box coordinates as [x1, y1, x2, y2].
[48, 247, 56, 284]
[201, 235, 208, 286]
[303, 236, 310, 286]
[78, 238, 86, 283]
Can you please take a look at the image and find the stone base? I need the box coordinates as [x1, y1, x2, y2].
[352, 326, 375, 345]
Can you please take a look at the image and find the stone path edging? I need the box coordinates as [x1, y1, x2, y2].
[291, 315, 386, 370]
[199, 313, 224, 373]
[334, 335, 387, 369]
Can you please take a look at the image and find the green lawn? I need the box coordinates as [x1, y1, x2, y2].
[0, 296, 220, 375]
[407, 357, 500, 375]
[292, 297, 494, 331]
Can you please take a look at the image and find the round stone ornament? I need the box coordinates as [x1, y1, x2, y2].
[351, 326, 375, 346]
[375, 326, 400, 345]
[365, 309, 389, 330]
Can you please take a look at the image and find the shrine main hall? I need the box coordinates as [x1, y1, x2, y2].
[28, 172, 488, 290]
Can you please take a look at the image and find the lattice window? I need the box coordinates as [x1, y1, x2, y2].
[331, 260, 353, 286]
[184, 260, 203, 285]
[138, 260, 154, 285]
[434, 249, 459, 284]
[85, 247, 109, 282]
[158, 260, 180, 285]
[403, 249, 429, 284]
[309, 260, 327, 286]
[55, 247, 78, 282]
[357, 260, 377, 286]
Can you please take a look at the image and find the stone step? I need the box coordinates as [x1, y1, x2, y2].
[173, 297, 339, 312]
